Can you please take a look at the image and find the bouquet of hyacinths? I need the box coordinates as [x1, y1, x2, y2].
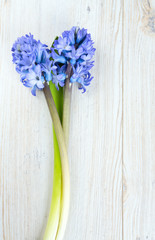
[12, 27, 95, 240]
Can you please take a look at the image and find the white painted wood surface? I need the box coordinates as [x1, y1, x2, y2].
[0, 0, 154, 239]
[123, 1, 155, 240]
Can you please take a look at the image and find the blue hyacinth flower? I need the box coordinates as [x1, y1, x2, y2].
[12, 34, 54, 95]
[52, 26, 95, 92]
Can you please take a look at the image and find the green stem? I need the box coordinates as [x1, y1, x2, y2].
[62, 77, 72, 147]
[43, 127, 61, 240]
[43, 83, 70, 240]
[43, 83, 63, 240]
[55, 77, 72, 240]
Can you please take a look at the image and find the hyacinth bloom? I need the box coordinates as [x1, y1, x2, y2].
[12, 34, 47, 95]
[11, 28, 95, 240]
[52, 27, 95, 92]
[12, 34, 67, 96]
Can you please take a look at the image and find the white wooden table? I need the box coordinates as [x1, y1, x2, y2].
[0, 0, 155, 239]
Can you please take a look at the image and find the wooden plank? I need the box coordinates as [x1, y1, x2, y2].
[123, 0, 155, 239]
[0, 0, 123, 239]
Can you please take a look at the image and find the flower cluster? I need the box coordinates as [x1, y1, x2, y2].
[12, 33, 56, 95]
[12, 27, 95, 95]
[52, 27, 95, 92]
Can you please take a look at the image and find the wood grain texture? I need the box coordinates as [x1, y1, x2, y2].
[0, 0, 154, 239]
[67, 0, 122, 239]
[123, 0, 155, 239]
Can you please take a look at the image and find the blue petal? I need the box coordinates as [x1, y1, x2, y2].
[31, 85, 37, 96]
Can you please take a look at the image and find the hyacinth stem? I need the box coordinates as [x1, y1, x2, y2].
[43, 83, 70, 240]
[43, 84, 63, 240]
[62, 77, 72, 147]
[55, 77, 72, 240]
[43, 128, 61, 240]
